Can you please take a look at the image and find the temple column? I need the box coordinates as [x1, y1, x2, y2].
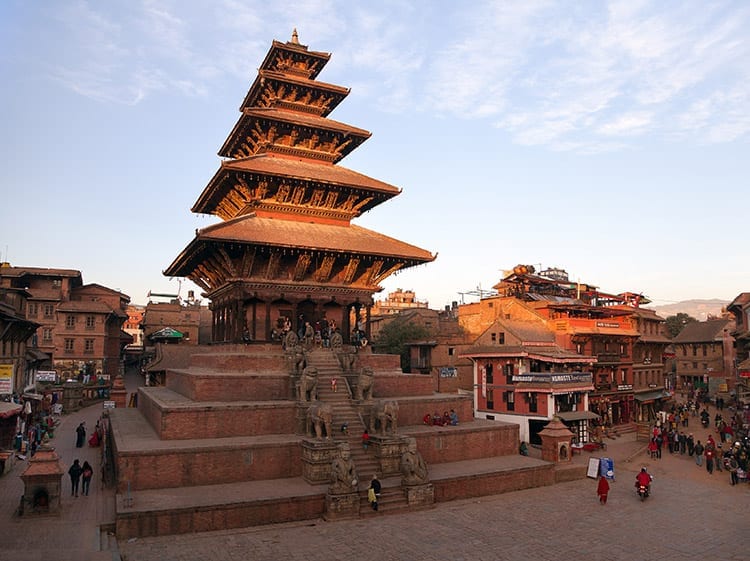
[265, 300, 272, 341]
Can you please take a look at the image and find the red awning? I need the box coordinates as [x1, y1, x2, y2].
[0, 402, 22, 419]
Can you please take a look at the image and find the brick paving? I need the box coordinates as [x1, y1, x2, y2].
[1, 386, 746, 561]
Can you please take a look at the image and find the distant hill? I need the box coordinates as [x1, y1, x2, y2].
[644, 299, 730, 321]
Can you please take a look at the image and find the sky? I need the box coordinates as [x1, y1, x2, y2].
[1, 1, 748, 310]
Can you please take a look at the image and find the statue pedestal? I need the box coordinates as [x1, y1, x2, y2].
[372, 435, 404, 477]
[403, 483, 434, 508]
[301, 439, 338, 484]
[324, 492, 360, 520]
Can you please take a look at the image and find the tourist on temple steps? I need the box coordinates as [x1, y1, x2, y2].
[68, 459, 83, 497]
[368, 474, 381, 511]
[361, 429, 370, 450]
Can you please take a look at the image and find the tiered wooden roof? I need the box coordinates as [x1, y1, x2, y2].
[165, 31, 435, 297]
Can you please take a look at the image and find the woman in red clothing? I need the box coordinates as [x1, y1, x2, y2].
[596, 476, 610, 505]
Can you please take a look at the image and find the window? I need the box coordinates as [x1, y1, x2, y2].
[66, 315, 76, 328]
[702, 345, 707, 357]
[42, 328, 52, 342]
[44, 304, 55, 318]
[692, 362, 698, 369]
[486, 389, 494, 409]
[28, 303, 38, 317]
[84, 339, 94, 353]
[491, 333, 496, 343]
[85, 315, 95, 329]
[52, 279, 61, 288]
[448, 347, 455, 356]
[484, 363, 493, 384]
[528, 392, 537, 413]
[498, 332, 505, 344]
[505, 391, 514, 411]
[64, 339, 74, 352]
[504, 363, 514, 384]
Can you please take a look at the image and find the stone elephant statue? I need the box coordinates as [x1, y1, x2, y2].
[355, 366, 374, 401]
[306, 402, 333, 440]
[297, 366, 318, 402]
[370, 399, 399, 436]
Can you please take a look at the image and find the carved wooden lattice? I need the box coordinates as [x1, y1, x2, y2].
[266, 252, 281, 279]
[313, 255, 336, 282]
[342, 257, 360, 284]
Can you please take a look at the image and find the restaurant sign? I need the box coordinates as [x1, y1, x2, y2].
[512, 373, 592, 384]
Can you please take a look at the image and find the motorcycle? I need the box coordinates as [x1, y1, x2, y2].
[637, 484, 650, 501]
[701, 417, 709, 428]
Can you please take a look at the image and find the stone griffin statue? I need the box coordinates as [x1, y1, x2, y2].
[370, 399, 399, 436]
[336, 345, 358, 373]
[329, 444, 358, 495]
[297, 366, 318, 402]
[400, 437, 429, 486]
[355, 366, 375, 401]
[306, 402, 333, 440]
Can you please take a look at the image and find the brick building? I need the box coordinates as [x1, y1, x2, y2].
[0, 265, 130, 381]
[0, 285, 40, 395]
[672, 318, 736, 396]
[726, 292, 750, 403]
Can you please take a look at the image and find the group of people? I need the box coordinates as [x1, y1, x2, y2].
[67, 459, 94, 497]
[422, 410, 459, 427]
[646, 398, 749, 486]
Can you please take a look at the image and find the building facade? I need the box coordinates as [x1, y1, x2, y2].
[726, 293, 750, 403]
[672, 318, 736, 396]
[0, 265, 130, 381]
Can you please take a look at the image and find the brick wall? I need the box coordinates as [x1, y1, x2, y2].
[167, 370, 291, 401]
[433, 463, 554, 502]
[408, 422, 519, 464]
[374, 373, 435, 397]
[115, 441, 303, 492]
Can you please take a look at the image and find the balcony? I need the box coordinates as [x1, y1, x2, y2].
[596, 352, 621, 364]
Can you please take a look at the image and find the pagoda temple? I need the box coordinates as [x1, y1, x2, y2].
[165, 30, 435, 344]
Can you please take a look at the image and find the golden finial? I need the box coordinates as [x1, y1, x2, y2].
[291, 29, 299, 45]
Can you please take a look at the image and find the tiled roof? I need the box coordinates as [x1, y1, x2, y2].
[194, 215, 435, 261]
[461, 344, 596, 363]
[222, 155, 400, 195]
[672, 319, 733, 343]
[0, 266, 81, 278]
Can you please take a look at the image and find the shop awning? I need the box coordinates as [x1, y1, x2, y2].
[0, 402, 22, 419]
[634, 390, 670, 403]
[557, 411, 600, 422]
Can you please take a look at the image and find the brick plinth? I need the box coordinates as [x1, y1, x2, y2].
[167, 369, 291, 402]
[137, 389, 296, 439]
[115, 493, 325, 539]
[324, 492, 360, 520]
[396, 395, 474, 426]
[301, 439, 339, 484]
[410, 422, 519, 465]
[189, 352, 288, 373]
[433, 464, 555, 502]
[404, 483, 434, 507]
[373, 373, 435, 397]
[115, 440, 303, 492]
[372, 435, 403, 477]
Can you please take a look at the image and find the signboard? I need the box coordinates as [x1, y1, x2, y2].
[0, 364, 14, 394]
[103, 401, 116, 409]
[513, 373, 592, 384]
[586, 457, 600, 479]
[596, 322, 621, 329]
[36, 370, 58, 383]
[599, 457, 615, 480]
[440, 367, 457, 378]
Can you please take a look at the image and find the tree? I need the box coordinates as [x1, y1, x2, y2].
[372, 319, 431, 372]
[665, 313, 698, 339]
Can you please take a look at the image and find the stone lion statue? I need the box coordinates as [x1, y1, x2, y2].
[400, 437, 429, 486]
[329, 444, 358, 495]
[297, 366, 318, 402]
[336, 346, 358, 373]
[330, 330, 343, 350]
[370, 399, 399, 436]
[355, 366, 375, 401]
[283, 330, 299, 351]
[306, 402, 333, 440]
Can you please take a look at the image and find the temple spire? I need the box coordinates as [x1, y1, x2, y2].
[291, 28, 299, 45]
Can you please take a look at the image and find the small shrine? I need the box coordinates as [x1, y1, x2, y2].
[538, 415, 575, 463]
[20, 445, 65, 515]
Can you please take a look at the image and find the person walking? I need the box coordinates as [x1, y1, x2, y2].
[596, 475, 610, 505]
[694, 440, 704, 467]
[75, 422, 86, 448]
[81, 461, 94, 496]
[68, 459, 83, 497]
[368, 474, 381, 511]
[362, 429, 370, 451]
[331, 376, 338, 393]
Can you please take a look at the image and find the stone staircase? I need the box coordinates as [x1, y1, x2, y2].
[305, 349, 412, 515]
